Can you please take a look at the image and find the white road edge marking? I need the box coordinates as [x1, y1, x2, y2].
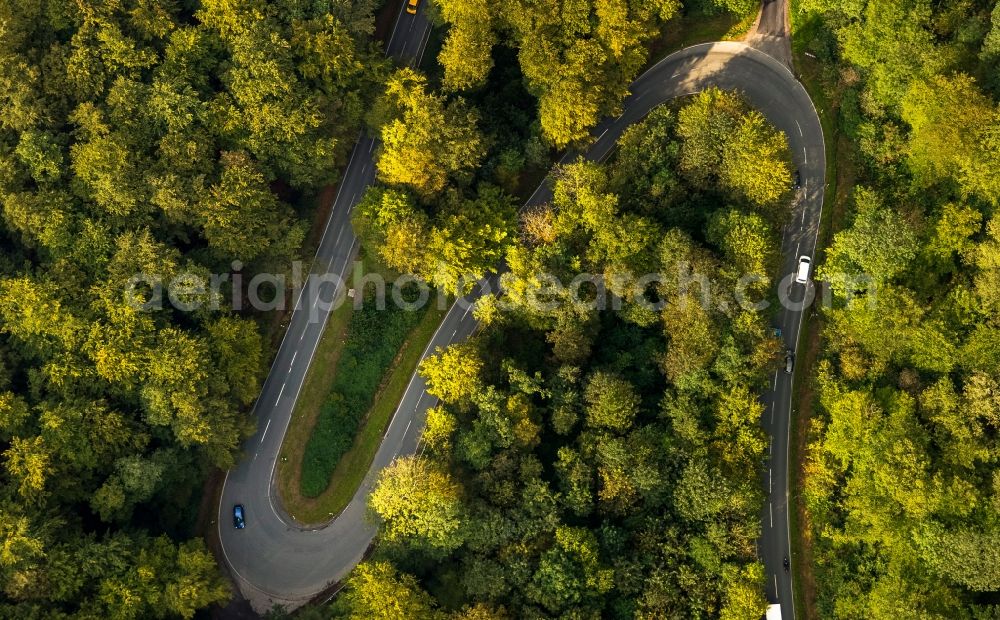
[769, 502, 774, 528]
[796, 120, 802, 135]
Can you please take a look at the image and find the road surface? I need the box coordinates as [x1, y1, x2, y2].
[218, 7, 821, 617]
[748, 0, 793, 67]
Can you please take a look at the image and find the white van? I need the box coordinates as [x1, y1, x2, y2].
[795, 256, 811, 284]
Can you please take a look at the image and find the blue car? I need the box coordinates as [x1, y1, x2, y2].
[233, 504, 246, 529]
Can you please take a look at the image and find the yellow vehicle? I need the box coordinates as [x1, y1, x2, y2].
[406, 0, 419, 14]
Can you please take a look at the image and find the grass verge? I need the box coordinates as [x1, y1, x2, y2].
[646, 9, 756, 68]
[276, 254, 447, 523]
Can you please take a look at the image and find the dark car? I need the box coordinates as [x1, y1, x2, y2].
[793, 169, 802, 189]
[233, 504, 246, 529]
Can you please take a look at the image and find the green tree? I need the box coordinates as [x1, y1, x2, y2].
[197, 151, 304, 261]
[594, 430, 662, 513]
[583, 371, 639, 432]
[677, 88, 744, 186]
[821, 187, 918, 293]
[69, 105, 148, 218]
[162, 539, 231, 619]
[334, 562, 441, 620]
[676, 88, 792, 210]
[902, 73, 1000, 201]
[526, 526, 612, 613]
[720, 563, 769, 620]
[3, 437, 50, 504]
[352, 186, 432, 275]
[206, 316, 264, 408]
[433, 0, 680, 147]
[610, 106, 681, 215]
[368, 456, 465, 551]
[370, 69, 485, 198]
[0, 1, 387, 614]
[436, 0, 496, 91]
[707, 209, 780, 293]
[971, 216, 1000, 316]
[422, 406, 458, 455]
[838, 0, 943, 111]
[719, 109, 792, 210]
[426, 187, 516, 295]
[419, 342, 484, 407]
[91, 455, 164, 523]
[555, 446, 594, 517]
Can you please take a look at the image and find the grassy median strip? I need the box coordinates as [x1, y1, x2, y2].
[298, 282, 426, 496]
[305, 303, 445, 518]
[276, 255, 447, 523]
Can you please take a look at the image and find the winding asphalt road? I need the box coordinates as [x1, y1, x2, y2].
[216, 3, 433, 612]
[217, 5, 823, 616]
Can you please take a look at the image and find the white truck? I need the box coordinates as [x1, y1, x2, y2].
[766, 604, 782, 620]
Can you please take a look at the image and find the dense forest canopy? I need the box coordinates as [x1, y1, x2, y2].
[0, 0, 383, 616]
[8, 0, 996, 617]
[795, 0, 1000, 617]
[322, 90, 794, 619]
